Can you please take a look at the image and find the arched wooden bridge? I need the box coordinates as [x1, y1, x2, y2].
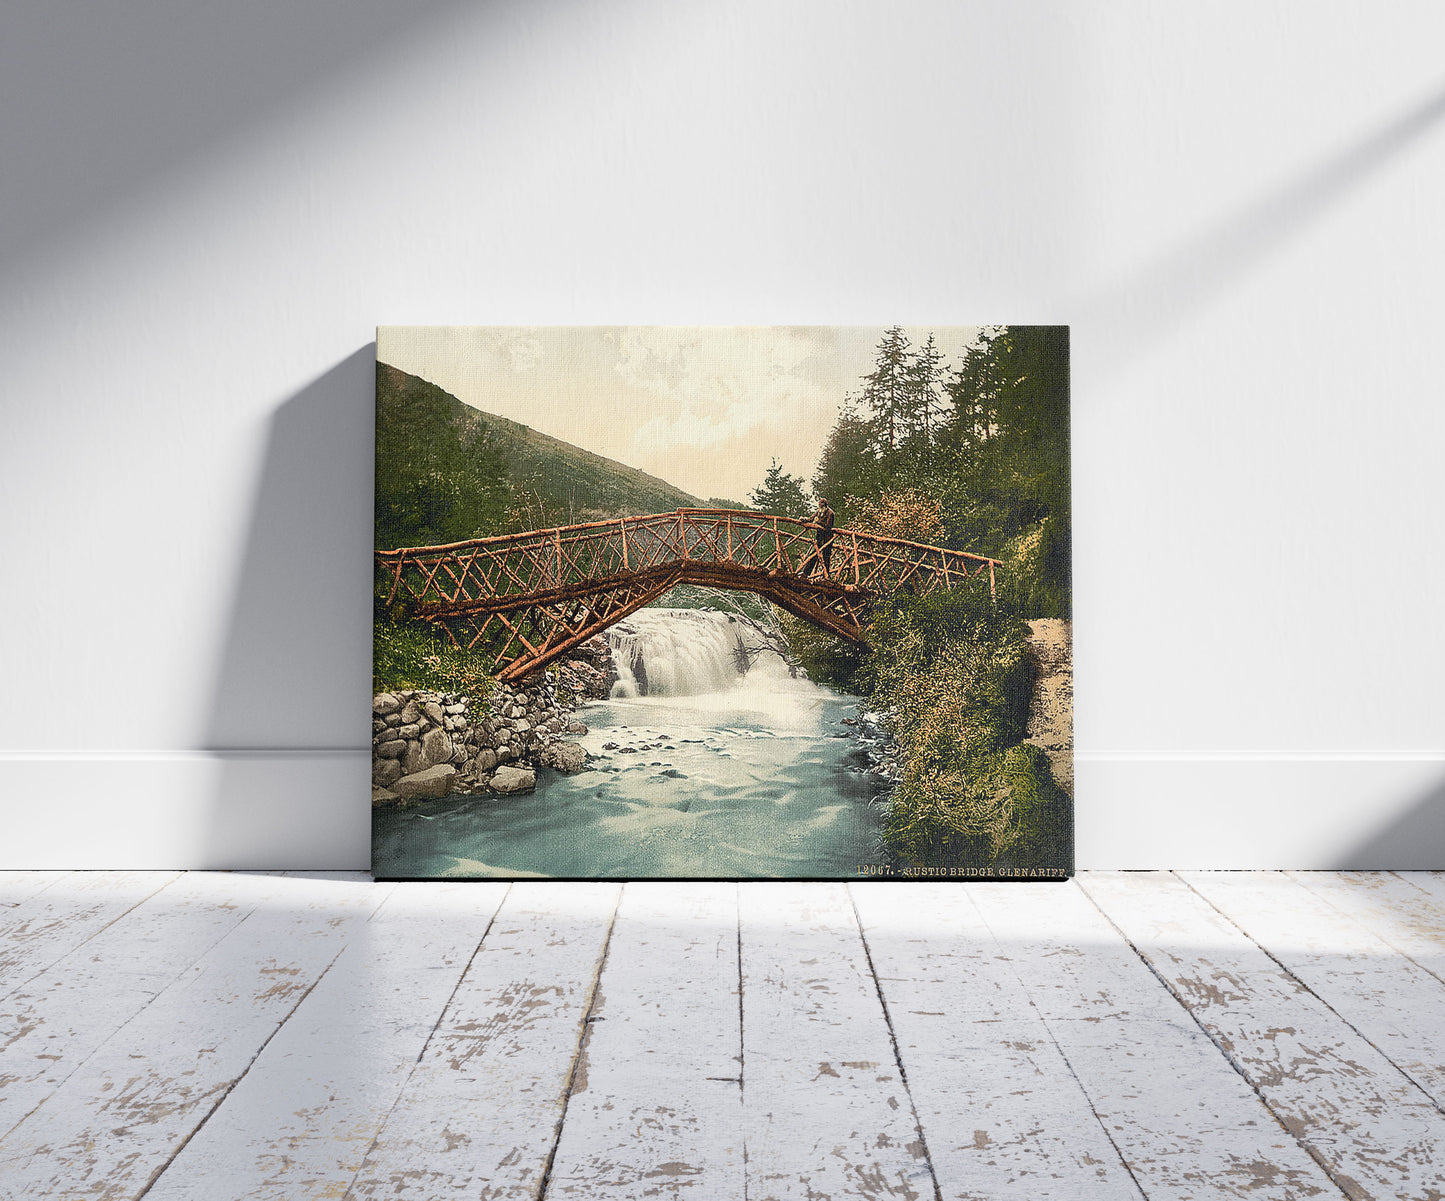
[376, 508, 1001, 682]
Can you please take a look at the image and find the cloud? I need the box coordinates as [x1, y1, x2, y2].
[611, 326, 836, 458]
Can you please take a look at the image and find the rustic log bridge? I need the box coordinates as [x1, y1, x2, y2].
[376, 508, 1001, 682]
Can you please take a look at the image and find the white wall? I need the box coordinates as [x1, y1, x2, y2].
[2, 0, 1442, 869]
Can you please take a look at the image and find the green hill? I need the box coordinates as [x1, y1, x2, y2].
[376, 362, 701, 550]
[476, 406, 702, 523]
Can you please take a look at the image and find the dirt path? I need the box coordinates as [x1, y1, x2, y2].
[1025, 618, 1073, 796]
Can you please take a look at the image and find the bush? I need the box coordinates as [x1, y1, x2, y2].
[884, 742, 1070, 867]
[372, 619, 497, 711]
[998, 514, 1071, 619]
[852, 489, 943, 543]
[777, 610, 868, 692]
[863, 588, 1068, 868]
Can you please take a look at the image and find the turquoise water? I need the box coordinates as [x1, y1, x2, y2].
[372, 613, 886, 879]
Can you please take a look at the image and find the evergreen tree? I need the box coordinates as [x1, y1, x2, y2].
[860, 326, 913, 453]
[748, 458, 812, 518]
[941, 325, 1006, 451]
[808, 325, 1071, 615]
[905, 332, 946, 444]
[811, 397, 876, 523]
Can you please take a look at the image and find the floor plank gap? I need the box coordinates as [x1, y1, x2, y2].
[534, 885, 624, 1201]
[1178, 871, 1445, 1123]
[135, 943, 352, 1200]
[846, 883, 945, 1201]
[1080, 874, 1357, 1200]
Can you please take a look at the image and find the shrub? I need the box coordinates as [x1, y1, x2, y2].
[998, 514, 1071, 619]
[372, 619, 496, 712]
[777, 610, 868, 692]
[852, 489, 944, 543]
[864, 588, 1067, 868]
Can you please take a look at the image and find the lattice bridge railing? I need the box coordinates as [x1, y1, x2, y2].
[376, 508, 1001, 682]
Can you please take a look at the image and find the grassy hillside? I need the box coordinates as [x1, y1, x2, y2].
[481, 408, 702, 526]
[376, 362, 701, 550]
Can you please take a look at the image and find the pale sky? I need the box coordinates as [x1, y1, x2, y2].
[377, 326, 985, 502]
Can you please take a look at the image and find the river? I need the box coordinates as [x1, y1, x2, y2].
[371, 608, 888, 879]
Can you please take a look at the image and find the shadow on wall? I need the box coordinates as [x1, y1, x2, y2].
[1081, 81, 1445, 378]
[0, 0, 474, 280]
[200, 348, 376, 870]
[1337, 773, 1445, 871]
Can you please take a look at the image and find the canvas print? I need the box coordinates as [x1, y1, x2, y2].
[372, 326, 1072, 880]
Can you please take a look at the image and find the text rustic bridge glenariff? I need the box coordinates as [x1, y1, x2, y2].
[377, 508, 1001, 682]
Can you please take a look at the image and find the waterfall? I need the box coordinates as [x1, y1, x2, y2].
[607, 609, 745, 697]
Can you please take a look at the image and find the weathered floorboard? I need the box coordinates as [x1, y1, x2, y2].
[1085, 871, 1445, 1199]
[0, 873, 388, 1199]
[978, 881, 1341, 1200]
[345, 881, 621, 1199]
[1289, 871, 1445, 984]
[740, 882, 936, 1200]
[1184, 870, 1445, 1113]
[543, 882, 744, 1198]
[851, 882, 1143, 1200]
[0, 871, 69, 908]
[144, 881, 510, 1201]
[0, 871, 291, 1141]
[0, 871, 183, 1004]
[5, 872, 1445, 1200]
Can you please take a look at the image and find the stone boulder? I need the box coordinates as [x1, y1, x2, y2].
[393, 764, 458, 801]
[372, 758, 403, 788]
[371, 786, 400, 806]
[420, 726, 453, 768]
[489, 765, 537, 794]
[541, 740, 588, 774]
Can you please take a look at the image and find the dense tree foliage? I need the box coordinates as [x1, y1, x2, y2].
[767, 325, 1073, 872]
[807, 325, 1071, 617]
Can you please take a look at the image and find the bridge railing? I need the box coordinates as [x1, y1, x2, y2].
[376, 508, 999, 612]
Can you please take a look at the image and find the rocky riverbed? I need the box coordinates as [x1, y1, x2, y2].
[371, 634, 614, 806]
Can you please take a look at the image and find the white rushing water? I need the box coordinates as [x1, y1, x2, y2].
[373, 607, 886, 879]
[608, 608, 745, 697]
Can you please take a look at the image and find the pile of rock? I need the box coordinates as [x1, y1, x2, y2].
[555, 634, 614, 700]
[853, 710, 902, 783]
[371, 676, 592, 807]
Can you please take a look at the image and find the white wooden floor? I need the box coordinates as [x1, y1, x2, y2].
[2, 873, 1445, 1199]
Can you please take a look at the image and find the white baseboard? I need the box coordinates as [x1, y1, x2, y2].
[1076, 753, 1445, 869]
[0, 751, 370, 870]
[0, 751, 1441, 870]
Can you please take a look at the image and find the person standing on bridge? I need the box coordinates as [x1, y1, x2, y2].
[801, 496, 836, 579]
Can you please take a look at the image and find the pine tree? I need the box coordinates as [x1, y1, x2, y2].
[906, 333, 946, 441]
[811, 396, 876, 524]
[748, 458, 812, 519]
[861, 326, 913, 453]
[897, 331, 950, 468]
[942, 326, 1005, 450]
